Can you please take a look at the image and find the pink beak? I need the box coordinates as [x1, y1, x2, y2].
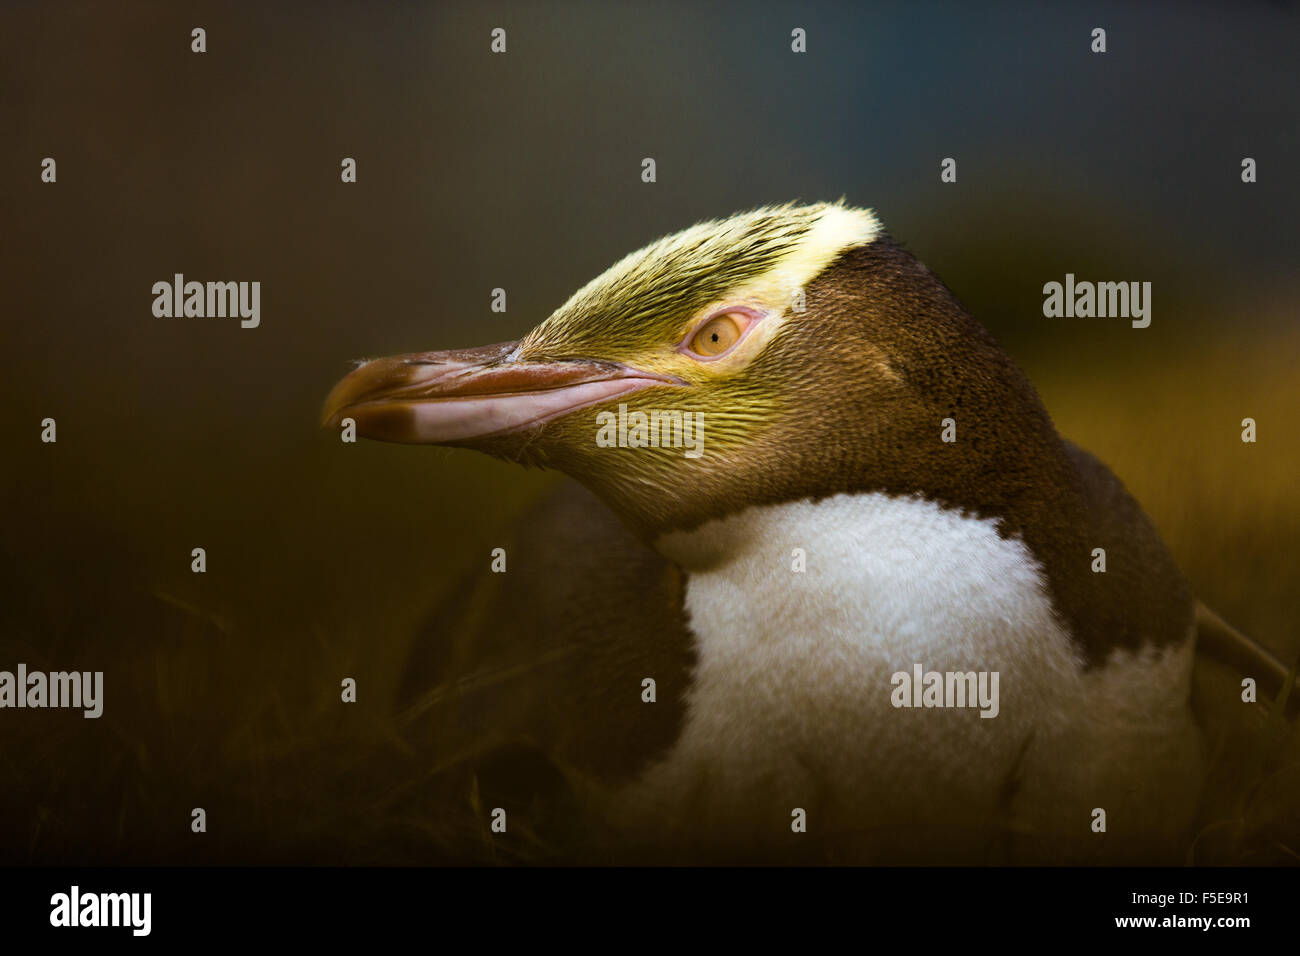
[321, 341, 676, 444]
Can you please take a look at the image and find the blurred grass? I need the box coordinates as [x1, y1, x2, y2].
[1028, 314, 1300, 662]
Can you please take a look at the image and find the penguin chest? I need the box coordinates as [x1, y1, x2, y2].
[624, 492, 1198, 846]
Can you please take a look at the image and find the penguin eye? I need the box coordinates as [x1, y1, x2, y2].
[686, 313, 745, 358]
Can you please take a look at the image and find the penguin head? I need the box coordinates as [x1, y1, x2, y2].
[322, 202, 1050, 539]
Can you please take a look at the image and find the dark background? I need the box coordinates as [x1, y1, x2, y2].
[1, 0, 1296, 863]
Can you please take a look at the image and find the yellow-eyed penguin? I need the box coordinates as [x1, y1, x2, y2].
[322, 202, 1286, 863]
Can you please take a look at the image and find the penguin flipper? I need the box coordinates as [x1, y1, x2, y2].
[397, 478, 694, 781]
[1193, 601, 1295, 719]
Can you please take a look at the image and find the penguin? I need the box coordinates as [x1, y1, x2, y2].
[322, 202, 1289, 863]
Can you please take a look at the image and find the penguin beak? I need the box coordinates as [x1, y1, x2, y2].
[322, 340, 674, 445]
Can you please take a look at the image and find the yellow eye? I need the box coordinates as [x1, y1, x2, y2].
[689, 313, 743, 357]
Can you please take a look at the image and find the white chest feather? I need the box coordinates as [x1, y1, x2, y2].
[618, 493, 1200, 853]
